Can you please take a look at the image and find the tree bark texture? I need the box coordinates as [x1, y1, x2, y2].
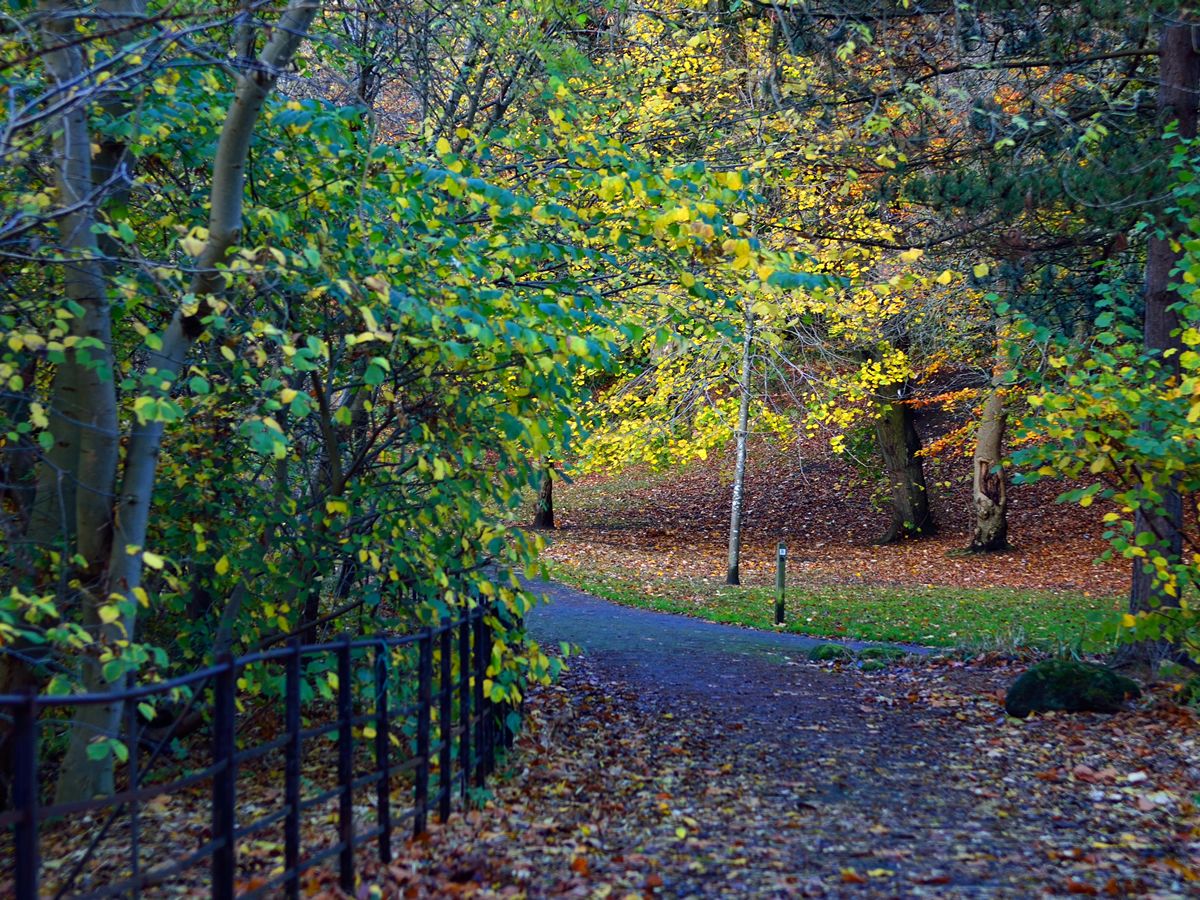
[36, 0, 124, 805]
[1125, 20, 1199, 664]
[968, 387, 1008, 552]
[726, 315, 753, 585]
[874, 384, 935, 544]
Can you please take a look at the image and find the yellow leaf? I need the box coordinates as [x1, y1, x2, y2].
[899, 248, 923, 263]
[973, 263, 990, 278]
[1122, 614, 1137, 629]
[142, 551, 164, 570]
[936, 270, 953, 285]
[436, 137, 451, 156]
[215, 555, 230, 576]
[98, 605, 121, 625]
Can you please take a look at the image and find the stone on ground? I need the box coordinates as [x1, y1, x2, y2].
[808, 643, 854, 662]
[1004, 658, 1140, 718]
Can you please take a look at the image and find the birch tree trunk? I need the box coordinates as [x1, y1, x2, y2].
[54, 0, 323, 803]
[726, 313, 754, 585]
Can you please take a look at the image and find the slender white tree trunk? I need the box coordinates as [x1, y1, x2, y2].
[726, 312, 754, 585]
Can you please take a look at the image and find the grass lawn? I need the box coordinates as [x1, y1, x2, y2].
[546, 562, 1125, 651]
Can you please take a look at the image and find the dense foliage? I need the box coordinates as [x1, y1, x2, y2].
[2, 0, 1200, 806]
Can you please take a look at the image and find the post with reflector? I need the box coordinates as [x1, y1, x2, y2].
[775, 543, 786, 625]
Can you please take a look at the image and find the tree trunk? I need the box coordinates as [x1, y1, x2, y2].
[726, 314, 754, 585]
[1122, 20, 1200, 670]
[874, 384, 935, 544]
[967, 387, 1008, 552]
[52, 0, 322, 803]
[531, 462, 555, 529]
[38, 0, 123, 805]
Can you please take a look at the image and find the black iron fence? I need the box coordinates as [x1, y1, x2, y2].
[0, 601, 518, 898]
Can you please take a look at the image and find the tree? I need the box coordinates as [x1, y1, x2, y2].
[726, 310, 754, 584]
[532, 462, 556, 530]
[1126, 18, 1199, 660]
[1, 0, 320, 804]
[2, 1, 779, 805]
[968, 385, 1009, 552]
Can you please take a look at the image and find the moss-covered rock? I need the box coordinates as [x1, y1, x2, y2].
[1004, 659, 1141, 718]
[859, 659, 889, 673]
[808, 643, 854, 662]
[858, 646, 908, 661]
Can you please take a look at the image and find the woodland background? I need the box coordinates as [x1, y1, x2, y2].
[1, 0, 1198, 843]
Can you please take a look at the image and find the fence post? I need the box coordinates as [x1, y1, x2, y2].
[458, 615, 470, 802]
[374, 641, 392, 864]
[472, 609, 486, 787]
[212, 655, 237, 900]
[336, 633, 355, 893]
[284, 638, 302, 900]
[414, 627, 433, 836]
[438, 622, 452, 822]
[12, 691, 38, 900]
[482, 614, 495, 777]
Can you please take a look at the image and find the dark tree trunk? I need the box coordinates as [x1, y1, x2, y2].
[874, 385, 935, 544]
[532, 463, 554, 530]
[1122, 20, 1200, 670]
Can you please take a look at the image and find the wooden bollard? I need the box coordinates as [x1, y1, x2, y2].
[775, 542, 786, 625]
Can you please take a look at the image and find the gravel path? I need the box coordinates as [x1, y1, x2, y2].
[492, 581, 1195, 898]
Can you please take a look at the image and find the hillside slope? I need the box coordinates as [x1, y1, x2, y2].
[544, 431, 1127, 598]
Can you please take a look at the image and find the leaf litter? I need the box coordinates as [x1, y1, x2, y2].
[356, 650, 1199, 898]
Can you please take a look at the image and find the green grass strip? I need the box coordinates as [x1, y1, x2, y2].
[546, 563, 1123, 652]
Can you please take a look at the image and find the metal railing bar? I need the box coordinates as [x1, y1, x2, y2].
[4, 600, 518, 900]
[0, 663, 227, 707]
[297, 786, 342, 813]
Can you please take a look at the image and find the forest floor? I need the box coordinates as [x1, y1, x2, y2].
[353, 438, 1200, 897]
[544, 432, 1127, 596]
[540, 432, 1129, 650]
[361, 581, 1200, 898]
